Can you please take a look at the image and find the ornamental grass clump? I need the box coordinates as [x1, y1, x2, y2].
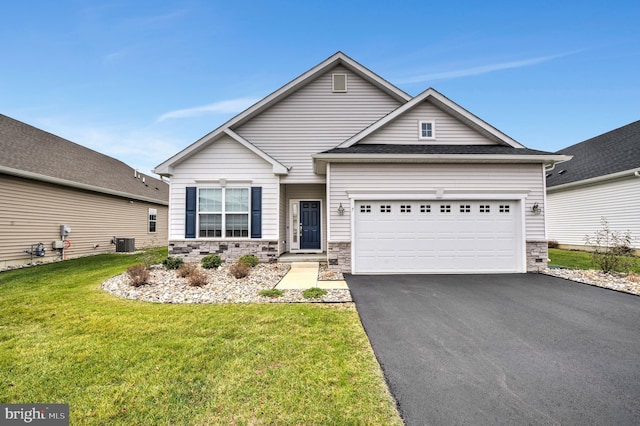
[302, 287, 327, 299]
[127, 264, 151, 287]
[176, 263, 197, 278]
[229, 262, 251, 279]
[584, 218, 634, 273]
[259, 288, 284, 298]
[187, 268, 208, 287]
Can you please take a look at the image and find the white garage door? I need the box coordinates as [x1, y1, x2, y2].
[354, 200, 521, 274]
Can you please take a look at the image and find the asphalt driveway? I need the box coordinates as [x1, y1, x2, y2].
[346, 274, 640, 426]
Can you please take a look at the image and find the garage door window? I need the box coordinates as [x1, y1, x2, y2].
[480, 204, 490, 213]
[360, 204, 372, 213]
[380, 205, 391, 213]
[400, 205, 412, 213]
[499, 204, 511, 213]
[420, 204, 431, 213]
[460, 204, 471, 213]
[440, 204, 451, 213]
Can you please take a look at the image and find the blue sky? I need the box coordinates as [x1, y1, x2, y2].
[2, 0, 639, 176]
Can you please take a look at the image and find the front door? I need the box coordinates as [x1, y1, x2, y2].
[300, 201, 321, 250]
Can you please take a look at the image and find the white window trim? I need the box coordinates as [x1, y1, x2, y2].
[418, 120, 436, 140]
[332, 73, 348, 93]
[148, 208, 157, 234]
[197, 186, 251, 239]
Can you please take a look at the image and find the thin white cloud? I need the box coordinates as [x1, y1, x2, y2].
[396, 51, 583, 84]
[156, 97, 261, 122]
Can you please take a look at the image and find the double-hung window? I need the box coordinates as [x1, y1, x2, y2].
[148, 208, 157, 233]
[198, 188, 249, 238]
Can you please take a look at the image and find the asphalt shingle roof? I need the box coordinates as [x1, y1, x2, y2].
[321, 144, 555, 155]
[546, 120, 640, 187]
[0, 114, 168, 203]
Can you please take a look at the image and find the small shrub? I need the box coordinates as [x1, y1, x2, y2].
[162, 256, 184, 270]
[176, 263, 197, 278]
[229, 262, 251, 279]
[187, 268, 208, 287]
[584, 217, 634, 273]
[548, 240, 559, 249]
[238, 254, 260, 267]
[302, 287, 327, 299]
[201, 254, 222, 269]
[259, 288, 284, 298]
[127, 264, 151, 287]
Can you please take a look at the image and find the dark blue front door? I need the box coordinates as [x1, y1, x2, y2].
[300, 201, 321, 250]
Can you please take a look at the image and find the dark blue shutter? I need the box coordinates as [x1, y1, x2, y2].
[185, 187, 196, 238]
[251, 187, 262, 238]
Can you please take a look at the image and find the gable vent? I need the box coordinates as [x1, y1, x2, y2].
[332, 73, 347, 92]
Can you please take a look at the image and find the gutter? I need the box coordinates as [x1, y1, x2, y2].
[547, 168, 640, 192]
[0, 165, 169, 206]
[312, 153, 572, 174]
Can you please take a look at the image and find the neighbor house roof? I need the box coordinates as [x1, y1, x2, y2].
[546, 120, 640, 188]
[0, 114, 169, 204]
[312, 144, 570, 173]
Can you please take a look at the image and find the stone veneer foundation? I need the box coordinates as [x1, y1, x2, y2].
[327, 241, 351, 273]
[526, 241, 549, 272]
[169, 240, 279, 264]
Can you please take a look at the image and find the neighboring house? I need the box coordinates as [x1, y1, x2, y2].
[0, 114, 169, 270]
[154, 52, 568, 274]
[547, 120, 640, 251]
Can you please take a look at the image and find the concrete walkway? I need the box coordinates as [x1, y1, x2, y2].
[275, 262, 348, 289]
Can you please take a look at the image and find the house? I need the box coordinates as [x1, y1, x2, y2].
[154, 52, 568, 274]
[547, 120, 640, 252]
[0, 114, 169, 270]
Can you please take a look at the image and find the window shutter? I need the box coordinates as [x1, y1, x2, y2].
[251, 187, 262, 238]
[185, 187, 196, 238]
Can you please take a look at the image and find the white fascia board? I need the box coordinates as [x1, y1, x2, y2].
[547, 168, 640, 193]
[0, 166, 168, 205]
[337, 88, 525, 149]
[346, 189, 530, 200]
[154, 52, 410, 174]
[224, 129, 289, 175]
[312, 153, 572, 174]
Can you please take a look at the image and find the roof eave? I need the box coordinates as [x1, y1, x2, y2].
[313, 153, 571, 174]
[547, 167, 640, 192]
[1, 166, 169, 205]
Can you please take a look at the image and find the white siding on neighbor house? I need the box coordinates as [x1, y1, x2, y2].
[235, 65, 402, 184]
[360, 101, 497, 145]
[547, 176, 640, 248]
[328, 163, 545, 242]
[281, 184, 327, 252]
[0, 174, 168, 269]
[168, 135, 279, 240]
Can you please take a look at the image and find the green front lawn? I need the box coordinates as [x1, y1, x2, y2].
[549, 248, 640, 273]
[0, 250, 401, 425]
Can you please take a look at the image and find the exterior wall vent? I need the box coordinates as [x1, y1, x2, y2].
[332, 73, 347, 92]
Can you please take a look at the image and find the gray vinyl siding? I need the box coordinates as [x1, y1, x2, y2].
[235, 65, 402, 184]
[547, 176, 640, 248]
[281, 184, 326, 252]
[360, 101, 497, 145]
[168, 135, 279, 240]
[0, 174, 168, 269]
[328, 163, 545, 241]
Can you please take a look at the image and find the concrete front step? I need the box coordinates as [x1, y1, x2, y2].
[278, 252, 327, 263]
[275, 261, 349, 290]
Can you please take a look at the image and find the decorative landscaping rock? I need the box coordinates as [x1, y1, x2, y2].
[543, 268, 640, 295]
[102, 263, 352, 304]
